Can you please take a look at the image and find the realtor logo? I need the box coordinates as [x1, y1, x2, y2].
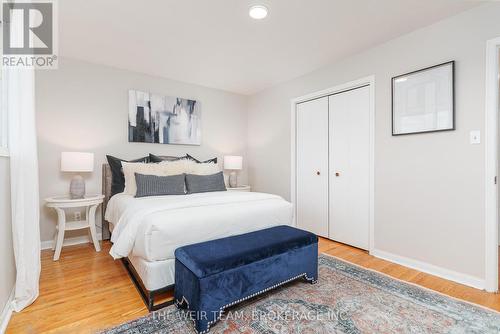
[2, 0, 58, 68]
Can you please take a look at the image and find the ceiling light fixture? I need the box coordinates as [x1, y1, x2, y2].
[249, 5, 268, 20]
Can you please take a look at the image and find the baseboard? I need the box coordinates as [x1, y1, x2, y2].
[370, 248, 485, 290]
[0, 288, 14, 334]
[41, 233, 103, 250]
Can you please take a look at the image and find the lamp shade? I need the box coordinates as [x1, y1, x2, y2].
[224, 155, 243, 170]
[61, 152, 94, 172]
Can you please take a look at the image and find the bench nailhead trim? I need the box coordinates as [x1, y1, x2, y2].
[175, 273, 317, 334]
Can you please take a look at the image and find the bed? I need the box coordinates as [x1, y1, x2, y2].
[101, 163, 294, 310]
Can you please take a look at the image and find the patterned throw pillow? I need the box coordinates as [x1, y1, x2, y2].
[185, 172, 227, 194]
[134, 173, 185, 197]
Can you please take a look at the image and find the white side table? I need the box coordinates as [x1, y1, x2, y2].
[45, 194, 104, 261]
[226, 185, 251, 192]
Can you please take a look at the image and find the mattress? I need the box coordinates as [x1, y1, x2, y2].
[106, 191, 294, 261]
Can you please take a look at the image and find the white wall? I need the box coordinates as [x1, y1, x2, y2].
[247, 4, 500, 284]
[36, 58, 249, 243]
[0, 157, 15, 326]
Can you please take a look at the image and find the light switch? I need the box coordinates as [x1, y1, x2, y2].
[470, 131, 481, 144]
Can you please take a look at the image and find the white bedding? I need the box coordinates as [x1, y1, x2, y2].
[106, 191, 293, 261]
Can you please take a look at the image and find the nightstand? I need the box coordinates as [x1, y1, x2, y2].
[226, 185, 251, 192]
[45, 194, 104, 261]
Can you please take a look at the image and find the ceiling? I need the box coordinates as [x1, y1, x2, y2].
[59, 0, 481, 95]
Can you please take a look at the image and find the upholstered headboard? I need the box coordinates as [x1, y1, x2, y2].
[101, 163, 113, 240]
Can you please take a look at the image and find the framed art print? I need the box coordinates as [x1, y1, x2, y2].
[128, 90, 201, 145]
[392, 61, 455, 136]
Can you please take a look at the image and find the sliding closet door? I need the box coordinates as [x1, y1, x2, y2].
[329, 86, 370, 249]
[296, 97, 329, 237]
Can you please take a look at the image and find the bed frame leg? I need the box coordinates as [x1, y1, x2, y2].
[148, 292, 154, 311]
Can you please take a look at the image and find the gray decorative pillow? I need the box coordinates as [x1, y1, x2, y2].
[185, 172, 227, 194]
[135, 173, 186, 197]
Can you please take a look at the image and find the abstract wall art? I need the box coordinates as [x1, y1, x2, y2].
[128, 90, 201, 145]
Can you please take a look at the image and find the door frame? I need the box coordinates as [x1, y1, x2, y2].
[485, 37, 500, 292]
[290, 75, 375, 252]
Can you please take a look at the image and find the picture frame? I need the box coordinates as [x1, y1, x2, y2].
[128, 90, 201, 146]
[392, 61, 455, 136]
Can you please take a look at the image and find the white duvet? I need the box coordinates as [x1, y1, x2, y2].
[107, 191, 293, 261]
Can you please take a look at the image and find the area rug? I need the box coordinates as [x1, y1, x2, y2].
[102, 254, 500, 333]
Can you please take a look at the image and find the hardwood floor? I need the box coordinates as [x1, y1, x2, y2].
[7, 238, 500, 333]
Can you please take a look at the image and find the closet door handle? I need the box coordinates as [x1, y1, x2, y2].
[335, 172, 340, 177]
[316, 171, 321, 176]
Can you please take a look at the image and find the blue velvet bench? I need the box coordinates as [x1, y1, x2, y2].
[174, 225, 318, 334]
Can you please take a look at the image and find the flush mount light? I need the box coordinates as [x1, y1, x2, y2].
[249, 5, 268, 20]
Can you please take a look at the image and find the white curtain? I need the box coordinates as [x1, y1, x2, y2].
[5, 65, 41, 312]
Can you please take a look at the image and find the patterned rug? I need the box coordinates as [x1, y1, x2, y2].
[102, 254, 500, 333]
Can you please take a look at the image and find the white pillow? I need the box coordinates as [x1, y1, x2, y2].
[158, 160, 220, 175]
[186, 162, 221, 175]
[159, 159, 197, 175]
[123, 160, 200, 195]
[122, 162, 164, 195]
[122, 160, 220, 195]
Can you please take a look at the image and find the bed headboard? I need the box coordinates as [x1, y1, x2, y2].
[101, 163, 112, 240]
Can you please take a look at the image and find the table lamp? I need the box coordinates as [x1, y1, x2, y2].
[61, 152, 94, 199]
[224, 155, 242, 188]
